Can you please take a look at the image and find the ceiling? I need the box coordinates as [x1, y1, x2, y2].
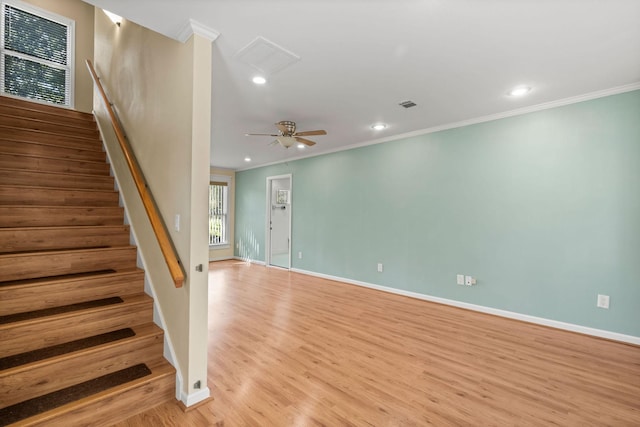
[82, 0, 640, 170]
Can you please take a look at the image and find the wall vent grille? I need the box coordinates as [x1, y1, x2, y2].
[399, 100, 417, 108]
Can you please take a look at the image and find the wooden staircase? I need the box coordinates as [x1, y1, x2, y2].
[0, 96, 175, 426]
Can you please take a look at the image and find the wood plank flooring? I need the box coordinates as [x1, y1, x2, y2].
[116, 260, 640, 426]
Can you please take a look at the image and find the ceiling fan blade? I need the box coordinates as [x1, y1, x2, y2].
[245, 133, 279, 137]
[275, 123, 289, 135]
[269, 140, 279, 146]
[295, 137, 316, 146]
[294, 130, 327, 136]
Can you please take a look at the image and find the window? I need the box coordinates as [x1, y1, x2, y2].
[209, 177, 230, 246]
[1, 0, 74, 106]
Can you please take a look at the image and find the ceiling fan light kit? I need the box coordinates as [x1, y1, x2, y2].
[246, 120, 327, 149]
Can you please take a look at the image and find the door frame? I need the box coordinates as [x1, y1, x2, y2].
[265, 174, 292, 269]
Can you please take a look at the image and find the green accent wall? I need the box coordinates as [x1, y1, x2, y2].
[235, 90, 640, 337]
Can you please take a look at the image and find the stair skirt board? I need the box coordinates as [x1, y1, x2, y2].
[0, 364, 152, 426]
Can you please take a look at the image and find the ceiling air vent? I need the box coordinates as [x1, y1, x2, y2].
[399, 100, 417, 109]
[234, 36, 300, 76]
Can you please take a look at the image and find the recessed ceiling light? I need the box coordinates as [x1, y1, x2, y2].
[508, 86, 531, 97]
[244, 157, 251, 162]
[252, 76, 266, 85]
[371, 123, 387, 131]
[297, 143, 305, 149]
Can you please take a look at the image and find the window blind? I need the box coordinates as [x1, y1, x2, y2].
[4, 5, 68, 64]
[1, 3, 72, 106]
[209, 183, 228, 245]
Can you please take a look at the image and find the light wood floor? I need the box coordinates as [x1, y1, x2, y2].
[116, 260, 640, 426]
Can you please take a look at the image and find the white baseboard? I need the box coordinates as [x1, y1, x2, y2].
[181, 387, 211, 407]
[233, 256, 265, 266]
[291, 268, 640, 346]
[209, 255, 234, 262]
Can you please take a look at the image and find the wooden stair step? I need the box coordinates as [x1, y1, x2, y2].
[0, 168, 114, 190]
[0, 225, 130, 254]
[0, 139, 105, 162]
[0, 95, 94, 121]
[0, 323, 165, 409]
[0, 133, 102, 152]
[8, 360, 175, 427]
[0, 269, 144, 317]
[0, 206, 124, 228]
[0, 246, 138, 282]
[0, 293, 153, 358]
[0, 153, 111, 176]
[0, 185, 119, 207]
[0, 363, 153, 424]
[0, 127, 102, 151]
[0, 115, 100, 139]
[0, 105, 95, 129]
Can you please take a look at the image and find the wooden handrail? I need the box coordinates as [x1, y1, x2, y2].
[86, 59, 186, 288]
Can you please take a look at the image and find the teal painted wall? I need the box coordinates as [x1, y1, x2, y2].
[235, 90, 640, 336]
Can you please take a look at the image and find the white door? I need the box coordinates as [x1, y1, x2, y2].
[267, 175, 291, 268]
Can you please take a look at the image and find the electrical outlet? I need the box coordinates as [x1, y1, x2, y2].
[465, 276, 476, 286]
[597, 294, 610, 309]
[377, 263, 383, 273]
[298, 251, 303, 259]
[456, 274, 465, 285]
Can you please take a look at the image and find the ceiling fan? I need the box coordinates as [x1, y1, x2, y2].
[245, 121, 327, 148]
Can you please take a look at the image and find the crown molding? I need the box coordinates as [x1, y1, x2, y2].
[175, 19, 220, 43]
[236, 82, 640, 172]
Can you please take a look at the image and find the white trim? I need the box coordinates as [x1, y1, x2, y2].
[290, 267, 640, 346]
[175, 18, 220, 43]
[233, 256, 265, 266]
[265, 174, 292, 269]
[209, 243, 230, 249]
[236, 82, 640, 172]
[181, 387, 211, 407]
[208, 255, 234, 262]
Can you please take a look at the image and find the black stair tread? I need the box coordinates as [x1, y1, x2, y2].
[0, 297, 124, 325]
[0, 328, 135, 370]
[0, 268, 142, 288]
[0, 363, 152, 425]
